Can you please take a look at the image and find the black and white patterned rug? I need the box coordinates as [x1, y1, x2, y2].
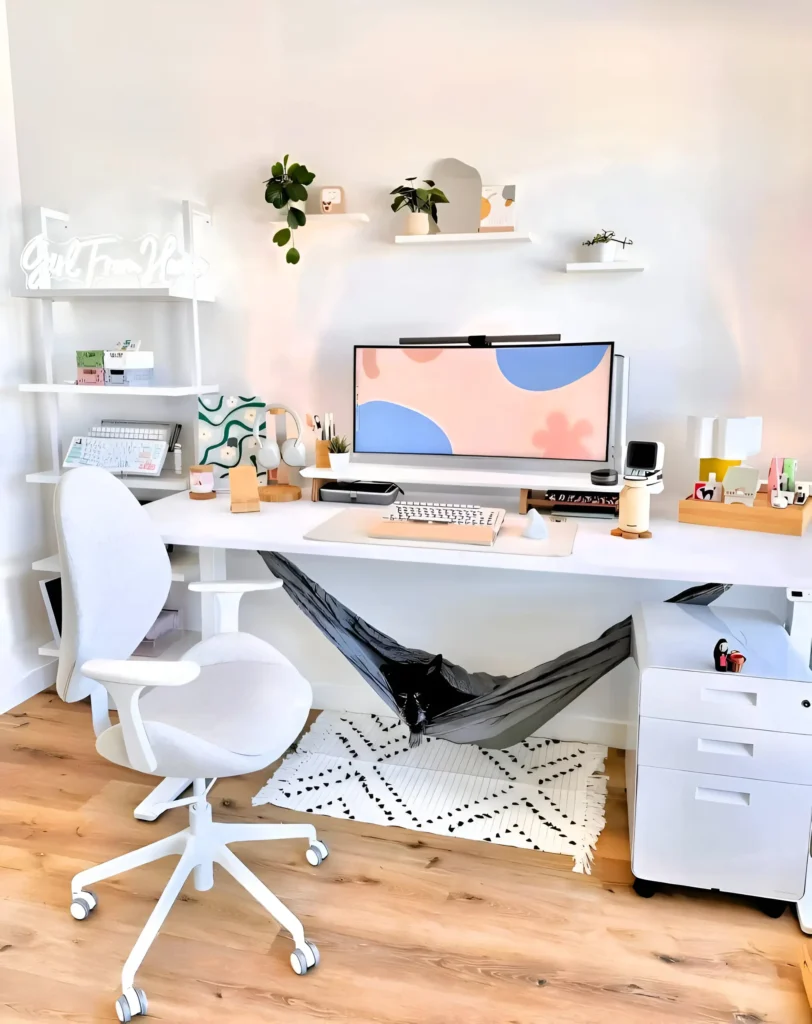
[253, 712, 608, 872]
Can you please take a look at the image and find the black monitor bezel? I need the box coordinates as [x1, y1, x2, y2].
[352, 340, 615, 463]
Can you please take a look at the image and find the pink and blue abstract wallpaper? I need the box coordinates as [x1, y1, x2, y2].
[354, 344, 613, 461]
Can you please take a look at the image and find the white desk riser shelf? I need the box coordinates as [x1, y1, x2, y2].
[20, 383, 219, 397]
[565, 262, 646, 273]
[300, 462, 622, 494]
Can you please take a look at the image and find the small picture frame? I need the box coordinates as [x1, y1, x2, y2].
[320, 186, 345, 215]
[480, 185, 516, 233]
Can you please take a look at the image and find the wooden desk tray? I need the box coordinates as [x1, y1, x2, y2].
[678, 487, 812, 536]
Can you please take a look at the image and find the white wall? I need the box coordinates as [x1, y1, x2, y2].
[0, 0, 55, 712]
[6, 0, 809, 739]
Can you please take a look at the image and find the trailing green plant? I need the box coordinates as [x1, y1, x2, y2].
[390, 178, 449, 224]
[327, 435, 350, 454]
[264, 154, 316, 265]
[583, 229, 633, 248]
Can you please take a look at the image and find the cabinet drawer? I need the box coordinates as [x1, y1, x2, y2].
[638, 718, 812, 785]
[632, 766, 812, 900]
[639, 667, 812, 733]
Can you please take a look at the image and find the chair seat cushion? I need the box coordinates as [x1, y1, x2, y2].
[96, 660, 312, 778]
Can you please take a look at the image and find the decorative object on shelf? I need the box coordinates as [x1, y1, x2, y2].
[679, 484, 812, 535]
[77, 368, 105, 385]
[229, 464, 261, 514]
[722, 466, 760, 506]
[693, 473, 722, 501]
[688, 415, 763, 483]
[582, 230, 633, 263]
[390, 177, 449, 235]
[319, 186, 345, 214]
[21, 207, 210, 292]
[264, 154, 317, 264]
[479, 185, 516, 233]
[189, 465, 216, 500]
[522, 508, 549, 540]
[198, 394, 266, 490]
[728, 650, 747, 673]
[328, 434, 351, 470]
[252, 403, 305, 502]
[610, 440, 664, 540]
[429, 157, 481, 234]
[771, 489, 791, 509]
[712, 638, 730, 671]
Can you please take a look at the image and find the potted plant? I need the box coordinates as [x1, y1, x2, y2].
[264, 154, 316, 264]
[390, 178, 450, 235]
[328, 435, 351, 470]
[582, 230, 633, 263]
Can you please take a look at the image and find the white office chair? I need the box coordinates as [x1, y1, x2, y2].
[55, 467, 327, 1022]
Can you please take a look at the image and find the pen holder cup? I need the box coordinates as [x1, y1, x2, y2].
[315, 439, 331, 470]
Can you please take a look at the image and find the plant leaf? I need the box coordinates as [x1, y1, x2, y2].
[428, 188, 449, 203]
[391, 196, 407, 213]
[287, 182, 308, 202]
[299, 170, 316, 186]
[405, 176, 416, 181]
[273, 227, 291, 246]
[271, 192, 288, 209]
[415, 188, 429, 201]
[265, 181, 285, 205]
[283, 154, 289, 168]
[271, 162, 283, 178]
[288, 206, 306, 228]
[423, 179, 435, 187]
[286, 246, 300, 265]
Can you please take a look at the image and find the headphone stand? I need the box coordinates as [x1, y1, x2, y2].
[259, 482, 302, 502]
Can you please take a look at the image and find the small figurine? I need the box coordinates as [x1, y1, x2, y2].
[713, 638, 729, 672]
[728, 651, 747, 673]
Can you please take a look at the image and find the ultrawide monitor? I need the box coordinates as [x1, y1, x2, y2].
[353, 342, 614, 461]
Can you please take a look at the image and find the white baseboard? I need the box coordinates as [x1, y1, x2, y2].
[0, 642, 57, 714]
[310, 681, 629, 749]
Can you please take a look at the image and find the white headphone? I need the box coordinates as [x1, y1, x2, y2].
[253, 404, 306, 470]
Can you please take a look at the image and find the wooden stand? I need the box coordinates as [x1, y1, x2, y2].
[611, 527, 652, 540]
[315, 439, 331, 470]
[259, 483, 301, 502]
[679, 486, 812, 536]
[189, 490, 216, 500]
[229, 465, 260, 513]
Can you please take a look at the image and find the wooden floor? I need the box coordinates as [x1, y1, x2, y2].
[1, 693, 809, 1023]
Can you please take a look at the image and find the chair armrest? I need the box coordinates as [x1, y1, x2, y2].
[82, 659, 201, 688]
[188, 580, 283, 594]
[81, 659, 201, 774]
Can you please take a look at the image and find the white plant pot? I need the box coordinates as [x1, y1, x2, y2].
[329, 452, 351, 471]
[405, 211, 430, 235]
[595, 240, 617, 262]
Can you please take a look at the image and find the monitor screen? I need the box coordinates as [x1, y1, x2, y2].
[354, 342, 614, 461]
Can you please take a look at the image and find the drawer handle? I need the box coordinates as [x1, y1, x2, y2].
[695, 786, 750, 806]
[697, 738, 754, 757]
[701, 687, 757, 706]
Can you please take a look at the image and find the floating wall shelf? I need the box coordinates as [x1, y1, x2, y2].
[270, 213, 370, 227]
[565, 262, 645, 273]
[15, 286, 214, 301]
[395, 231, 534, 246]
[20, 383, 219, 397]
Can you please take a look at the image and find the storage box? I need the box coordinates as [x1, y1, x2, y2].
[104, 368, 155, 386]
[104, 350, 155, 370]
[76, 350, 105, 368]
[77, 367, 105, 385]
[678, 486, 812, 536]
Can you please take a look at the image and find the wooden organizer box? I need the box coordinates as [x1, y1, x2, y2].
[678, 486, 812, 536]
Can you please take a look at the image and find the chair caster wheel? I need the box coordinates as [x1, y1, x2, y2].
[290, 940, 320, 975]
[69, 890, 98, 920]
[755, 897, 787, 919]
[115, 987, 148, 1021]
[305, 840, 329, 867]
[632, 878, 659, 899]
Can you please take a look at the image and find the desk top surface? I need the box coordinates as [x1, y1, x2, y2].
[146, 492, 812, 588]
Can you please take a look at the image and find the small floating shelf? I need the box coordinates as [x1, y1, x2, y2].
[15, 286, 215, 301]
[27, 469, 188, 492]
[565, 262, 646, 273]
[395, 231, 534, 246]
[270, 213, 370, 227]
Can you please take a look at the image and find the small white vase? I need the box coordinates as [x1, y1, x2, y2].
[596, 240, 617, 263]
[329, 452, 351, 471]
[405, 211, 430, 236]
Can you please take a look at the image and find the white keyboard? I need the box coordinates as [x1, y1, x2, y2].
[63, 436, 168, 476]
[90, 424, 168, 442]
[384, 501, 506, 531]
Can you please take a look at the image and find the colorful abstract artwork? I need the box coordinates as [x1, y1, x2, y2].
[354, 344, 613, 461]
[198, 395, 266, 489]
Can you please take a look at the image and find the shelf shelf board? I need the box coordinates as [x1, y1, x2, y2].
[40, 629, 201, 661]
[395, 231, 534, 246]
[14, 286, 215, 301]
[270, 212, 369, 227]
[33, 548, 199, 582]
[565, 262, 646, 273]
[19, 383, 219, 397]
[27, 469, 188, 492]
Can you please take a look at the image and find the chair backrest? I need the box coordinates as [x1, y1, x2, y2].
[54, 467, 172, 703]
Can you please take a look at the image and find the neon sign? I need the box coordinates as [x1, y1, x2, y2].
[20, 232, 209, 291]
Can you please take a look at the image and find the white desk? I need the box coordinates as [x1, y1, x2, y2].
[146, 490, 812, 590]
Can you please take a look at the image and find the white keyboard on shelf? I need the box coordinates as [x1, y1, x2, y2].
[63, 436, 168, 476]
[384, 501, 506, 529]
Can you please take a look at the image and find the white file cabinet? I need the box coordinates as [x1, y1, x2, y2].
[627, 602, 812, 909]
